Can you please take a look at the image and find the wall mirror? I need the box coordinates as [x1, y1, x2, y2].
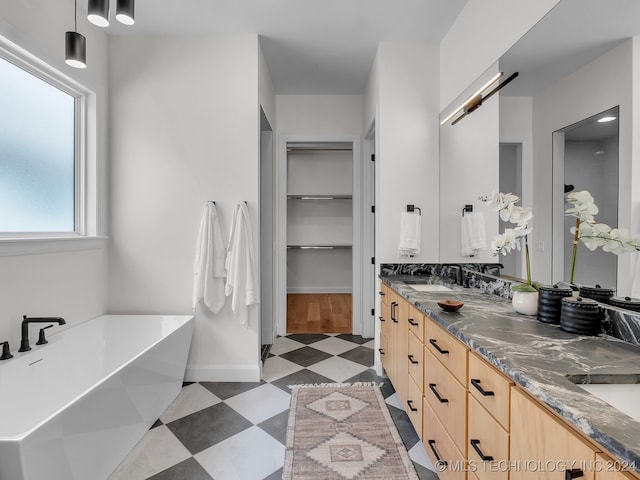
[440, 0, 640, 300]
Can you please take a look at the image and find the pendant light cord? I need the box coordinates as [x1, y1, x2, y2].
[74, 0, 78, 32]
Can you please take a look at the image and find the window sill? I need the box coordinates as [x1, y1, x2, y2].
[0, 236, 108, 257]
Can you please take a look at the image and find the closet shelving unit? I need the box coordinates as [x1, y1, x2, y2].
[286, 141, 353, 299]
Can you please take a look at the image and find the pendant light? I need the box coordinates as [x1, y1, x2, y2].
[65, 0, 86, 69]
[88, 0, 110, 27]
[116, 0, 135, 25]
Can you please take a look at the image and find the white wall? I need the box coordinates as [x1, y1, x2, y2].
[376, 42, 440, 264]
[0, 0, 109, 346]
[438, 64, 500, 263]
[276, 95, 363, 134]
[533, 40, 632, 290]
[440, 0, 560, 111]
[108, 34, 263, 381]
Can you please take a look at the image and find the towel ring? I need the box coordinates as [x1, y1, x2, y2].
[406, 204, 422, 215]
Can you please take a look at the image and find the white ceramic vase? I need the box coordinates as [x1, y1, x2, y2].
[512, 291, 539, 315]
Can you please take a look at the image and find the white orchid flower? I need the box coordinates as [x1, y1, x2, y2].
[491, 229, 521, 256]
[566, 190, 599, 223]
[508, 206, 533, 227]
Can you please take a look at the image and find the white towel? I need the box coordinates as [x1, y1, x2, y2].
[399, 212, 421, 257]
[461, 212, 486, 257]
[192, 202, 227, 314]
[225, 202, 260, 328]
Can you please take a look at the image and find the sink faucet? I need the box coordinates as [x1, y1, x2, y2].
[19, 315, 66, 352]
[440, 264, 464, 285]
[0, 341, 13, 360]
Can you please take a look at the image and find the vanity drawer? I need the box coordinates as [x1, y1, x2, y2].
[408, 330, 424, 391]
[468, 352, 513, 430]
[407, 304, 425, 341]
[380, 283, 390, 306]
[424, 318, 468, 385]
[467, 395, 509, 480]
[423, 399, 466, 480]
[379, 331, 390, 372]
[424, 346, 467, 455]
[406, 375, 423, 437]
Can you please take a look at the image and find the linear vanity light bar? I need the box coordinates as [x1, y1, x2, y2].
[450, 71, 520, 126]
[440, 72, 503, 126]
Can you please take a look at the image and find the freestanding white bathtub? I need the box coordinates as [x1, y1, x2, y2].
[0, 314, 194, 480]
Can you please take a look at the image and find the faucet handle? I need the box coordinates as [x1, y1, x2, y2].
[36, 325, 54, 345]
[0, 341, 13, 360]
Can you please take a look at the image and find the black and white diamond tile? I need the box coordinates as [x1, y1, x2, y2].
[108, 333, 438, 480]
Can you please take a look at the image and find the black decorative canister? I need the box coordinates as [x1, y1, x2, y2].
[537, 284, 573, 324]
[578, 284, 615, 304]
[609, 296, 640, 312]
[560, 296, 603, 335]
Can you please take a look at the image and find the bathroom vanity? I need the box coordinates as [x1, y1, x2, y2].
[379, 274, 640, 479]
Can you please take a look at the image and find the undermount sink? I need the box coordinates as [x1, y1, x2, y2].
[574, 383, 640, 423]
[408, 284, 453, 292]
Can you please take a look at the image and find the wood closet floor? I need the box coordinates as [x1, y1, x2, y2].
[287, 293, 352, 333]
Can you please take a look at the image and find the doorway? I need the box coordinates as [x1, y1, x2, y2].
[552, 106, 619, 288]
[275, 135, 365, 336]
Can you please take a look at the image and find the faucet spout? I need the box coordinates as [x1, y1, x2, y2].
[19, 316, 66, 352]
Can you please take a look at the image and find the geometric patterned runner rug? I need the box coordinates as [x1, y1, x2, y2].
[283, 383, 419, 480]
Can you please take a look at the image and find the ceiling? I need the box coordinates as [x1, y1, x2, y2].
[500, 0, 640, 97]
[105, 0, 469, 94]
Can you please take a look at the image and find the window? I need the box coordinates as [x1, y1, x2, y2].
[0, 38, 102, 256]
[0, 55, 79, 234]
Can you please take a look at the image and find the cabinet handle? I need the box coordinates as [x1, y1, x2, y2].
[391, 302, 398, 323]
[470, 439, 494, 461]
[379, 316, 385, 322]
[407, 400, 418, 412]
[429, 383, 449, 403]
[427, 440, 447, 467]
[470, 378, 495, 396]
[565, 468, 584, 479]
[408, 318, 419, 326]
[408, 354, 419, 365]
[379, 291, 385, 296]
[429, 338, 449, 354]
[378, 348, 385, 355]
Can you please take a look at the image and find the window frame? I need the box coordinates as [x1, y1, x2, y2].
[0, 36, 106, 255]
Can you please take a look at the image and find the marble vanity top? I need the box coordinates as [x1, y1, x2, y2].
[381, 274, 640, 473]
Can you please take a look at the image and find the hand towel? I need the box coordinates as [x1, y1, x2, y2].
[398, 212, 421, 257]
[225, 202, 260, 328]
[192, 202, 227, 314]
[461, 212, 486, 257]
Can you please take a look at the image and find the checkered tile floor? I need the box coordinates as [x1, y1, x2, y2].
[108, 333, 439, 480]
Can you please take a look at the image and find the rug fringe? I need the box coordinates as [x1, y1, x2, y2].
[288, 381, 384, 389]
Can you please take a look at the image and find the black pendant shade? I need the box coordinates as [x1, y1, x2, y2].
[88, 0, 110, 27]
[65, 31, 86, 69]
[116, 0, 135, 25]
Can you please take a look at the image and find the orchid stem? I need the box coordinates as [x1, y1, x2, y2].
[524, 236, 531, 285]
[570, 218, 580, 284]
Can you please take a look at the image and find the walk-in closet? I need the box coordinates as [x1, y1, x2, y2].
[286, 142, 353, 333]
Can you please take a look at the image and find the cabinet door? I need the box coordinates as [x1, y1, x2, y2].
[424, 346, 467, 455]
[467, 395, 508, 480]
[510, 387, 597, 480]
[407, 304, 425, 341]
[468, 352, 513, 431]
[393, 297, 409, 405]
[423, 399, 466, 480]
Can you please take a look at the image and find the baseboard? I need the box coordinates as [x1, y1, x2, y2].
[184, 363, 261, 382]
[287, 287, 352, 294]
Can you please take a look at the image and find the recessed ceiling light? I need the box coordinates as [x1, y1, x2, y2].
[597, 116, 616, 123]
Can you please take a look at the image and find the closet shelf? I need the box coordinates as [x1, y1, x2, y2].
[287, 244, 352, 250]
[287, 194, 352, 200]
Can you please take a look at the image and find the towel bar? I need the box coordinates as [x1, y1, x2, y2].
[406, 204, 422, 215]
[462, 204, 473, 216]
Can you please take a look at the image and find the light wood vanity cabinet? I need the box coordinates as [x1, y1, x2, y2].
[379, 284, 640, 480]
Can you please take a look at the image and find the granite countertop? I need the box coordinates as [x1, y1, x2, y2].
[381, 274, 640, 473]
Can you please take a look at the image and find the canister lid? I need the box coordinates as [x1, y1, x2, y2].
[609, 296, 640, 308]
[561, 296, 600, 308]
[539, 283, 573, 294]
[579, 284, 615, 295]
